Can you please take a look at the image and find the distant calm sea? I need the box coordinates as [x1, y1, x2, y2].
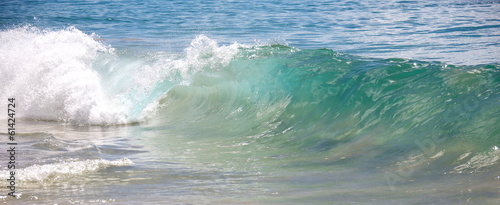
[1, 0, 499, 204]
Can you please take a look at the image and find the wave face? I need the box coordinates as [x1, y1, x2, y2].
[155, 41, 500, 177]
[1, 27, 500, 183]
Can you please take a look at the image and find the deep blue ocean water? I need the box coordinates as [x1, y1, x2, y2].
[1, 0, 500, 204]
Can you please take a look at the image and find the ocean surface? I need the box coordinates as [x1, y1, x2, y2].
[1, 0, 499, 204]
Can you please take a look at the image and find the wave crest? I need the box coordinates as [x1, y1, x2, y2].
[0, 26, 242, 124]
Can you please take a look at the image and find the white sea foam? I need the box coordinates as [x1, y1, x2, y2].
[0, 26, 128, 124]
[0, 158, 133, 183]
[185, 34, 241, 71]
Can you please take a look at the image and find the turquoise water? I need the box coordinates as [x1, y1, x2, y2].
[1, 0, 500, 204]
